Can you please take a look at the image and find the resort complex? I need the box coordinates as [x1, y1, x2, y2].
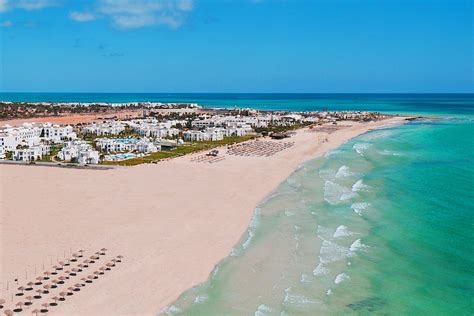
[0, 106, 386, 166]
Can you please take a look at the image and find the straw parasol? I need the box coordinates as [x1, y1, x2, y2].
[4, 310, 13, 316]
[40, 303, 48, 313]
[77, 264, 84, 272]
[87, 275, 94, 282]
[100, 248, 107, 255]
[116, 255, 123, 262]
[43, 284, 51, 294]
[50, 280, 58, 288]
[72, 268, 79, 275]
[13, 302, 23, 312]
[66, 288, 74, 296]
[89, 256, 96, 264]
[71, 253, 78, 262]
[43, 271, 52, 280]
[16, 286, 25, 296]
[58, 276, 66, 284]
[93, 271, 100, 278]
[25, 296, 33, 306]
[59, 292, 67, 301]
[34, 289, 42, 299]
[0, 299, 5, 309]
[31, 309, 39, 316]
[58, 262, 65, 270]
[98, 267, 105, 275]
[74, 283, 83, 289]
[83, 260, 90, 268]
[51, 297, 59, 306]
[78, 249, 85, 258]
[25, 282, 34, 291]
[35, 276, 43, 285]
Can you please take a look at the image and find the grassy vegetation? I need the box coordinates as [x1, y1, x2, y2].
[37, 145, 63, 162]
[101, 134, 256, 166]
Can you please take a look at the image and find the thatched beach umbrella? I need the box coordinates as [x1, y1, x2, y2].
[78, 249, 85, 258]
[0, 299, 5, 309]
[13, 302, 23, 312]
[34, 276, 43, 285]
[66, 287, 74, 295]
[74, 283, 83, 289]
[98, 267, 105, 275]
[4, 310, 13, 316]
[51, 297, 59, 306]
[34, 289, 42, 299]
[59, 292, 67, 301]
[25, 282, 34, 291]
[77, 264, 84, 272]
[89, 256, 96, 264]
[43, 271, 52, 280]
[93, 271, 100, 278]
[71, 253, 78, 262]
[83, 259, 90, 268]
[58, 262, 65, 270]
[16, 286, 25, 296]
[116, 255, 123, 263]
[58, 276, 66, 284]
[31, 309, 40, 316]
[40, 303, 48, 313]
[43, 284, 51, 294]
[100, 248, 107, 255]
[72, 268, 79, 275]
[87, 275, 95, 282]
[25, 296, 33, 306]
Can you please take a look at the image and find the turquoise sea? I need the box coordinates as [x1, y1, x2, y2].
[1, 93, 473, 315]
[163, 116, 473, 316]
[0, 93, 473, 116]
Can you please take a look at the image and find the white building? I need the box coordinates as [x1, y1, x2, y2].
[0, 145, 5, 159]
[13, 144, 51, 162]
[57, 140, 100, 164]
[82, 121, 125, 135]
[183, 128, 224, 142]
[0, 123, 41, 150]
[41, 123, 76, 142]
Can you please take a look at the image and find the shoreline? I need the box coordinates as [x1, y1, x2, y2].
[0, 116, 410, 315]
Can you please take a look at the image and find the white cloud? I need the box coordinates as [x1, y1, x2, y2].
[95, 0, 194, 30]
[0, 20, 13, 27]
[0, 0, 56, 12]
[69, 11, 96, 22]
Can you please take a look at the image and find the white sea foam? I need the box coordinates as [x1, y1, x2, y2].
[317, 225, 333, 239]
[379, 149, 402, 156]
[313, 262, 329, 276]
[353, 143, 371, 156]
[242, 208, 261, 250]
[324, 181, 356, 204]
[164, 305, 182, 315]
[333, 225, 353, 238]
[335, 165, 354, 178]
[300, 273, 312, 283]
[285, 210, 295, 217]
[255, 304, 272, 316]
[283, 287, 316, 306]
[352, 179, 369, 192]
[351, 202, 370, 216]
[319, 239, 351, 264]
[194, 294, 209, 304]
[350, 239, 368, 252]
[334, 273, 350, 284]
[326, 289, 333, 296]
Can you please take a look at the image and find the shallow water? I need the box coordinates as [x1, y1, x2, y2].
[163, 117, 474, 315]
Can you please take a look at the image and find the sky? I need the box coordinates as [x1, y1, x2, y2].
[0, 0, 472, 93]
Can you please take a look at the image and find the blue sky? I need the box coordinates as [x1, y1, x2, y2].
[0, 0, 472, 93]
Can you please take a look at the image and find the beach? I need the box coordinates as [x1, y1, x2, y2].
[0, 116, 408, 315]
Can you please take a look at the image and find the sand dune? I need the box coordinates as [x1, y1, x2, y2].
[0, 117, 407, 315]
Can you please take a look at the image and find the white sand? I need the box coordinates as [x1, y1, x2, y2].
[0, 117, 408, 315]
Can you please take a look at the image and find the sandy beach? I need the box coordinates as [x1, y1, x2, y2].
[0, 116, 408, 315]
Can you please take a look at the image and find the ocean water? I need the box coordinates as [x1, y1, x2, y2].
[162, 117, 474, 315]
[0, 93, 473, 116]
